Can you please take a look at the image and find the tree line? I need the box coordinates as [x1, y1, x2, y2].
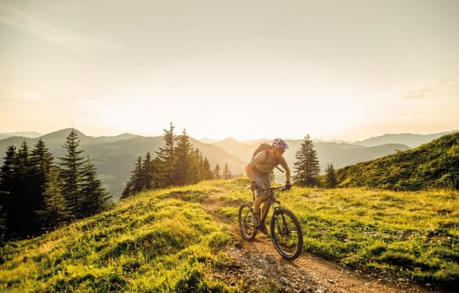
[121, 123, 233, 199]
[0, 129, 111, 244]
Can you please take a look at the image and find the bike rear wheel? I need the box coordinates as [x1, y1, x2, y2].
[238, 203, 257, 241]
[270, 208, 303, 260]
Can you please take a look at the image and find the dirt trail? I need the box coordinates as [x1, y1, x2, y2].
[202, 190, 432, 293]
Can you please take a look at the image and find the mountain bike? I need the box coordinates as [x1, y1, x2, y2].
[238, 185, 303, 261]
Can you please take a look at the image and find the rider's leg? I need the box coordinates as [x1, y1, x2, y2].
[253, 193, 269, 215]
[252, 193, 268, 226]
[260, 198, 272, 225]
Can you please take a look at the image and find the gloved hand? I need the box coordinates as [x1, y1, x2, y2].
[250, 181, 258, 190]
[285, 181, 291, 190]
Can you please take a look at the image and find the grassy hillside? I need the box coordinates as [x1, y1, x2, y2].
[1, 178, 457, 291]
[335, 133, 458, 190]
[217, 179, 458, 285]
[0, 182, 235, 292]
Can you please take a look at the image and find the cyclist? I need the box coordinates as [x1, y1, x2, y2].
[245, 138, 291, 234]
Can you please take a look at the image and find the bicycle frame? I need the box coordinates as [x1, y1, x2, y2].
[251, 187, 283, 225]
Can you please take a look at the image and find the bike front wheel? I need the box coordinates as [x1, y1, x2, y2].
[238, 203, 257, 241]
[270, 208, 303, 260]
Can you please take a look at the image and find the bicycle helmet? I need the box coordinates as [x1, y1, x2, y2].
[272, 138, 288, 150]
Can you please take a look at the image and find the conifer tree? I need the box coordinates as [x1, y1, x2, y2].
[80, 157, 110, 217]
[132, 156, 144, 193]
[59, 129, 85, 219]
[142, 152, 154, 189]
[15, 141, 34, 236]
[192, 149, 203, 183]
[37, 167, 70, 231]
[122, 156, 143, 199]
[223, 163, 230, 180]
[29, 138, 54, 233]
[214, 164, 221, 179]
[121, 181, 133, 200]
[203, 157, 213, 180]
[293, 135, 320, 187]
[325, 164, 338, 188]
[173, 129, 194, 186]
[0, 202, 6, 245]
[155, 122, 176, 187]
[30, 139, 54, 194]
[0, 145, 16, 237]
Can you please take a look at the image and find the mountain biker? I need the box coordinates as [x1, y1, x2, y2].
[245, 138, 291, 234]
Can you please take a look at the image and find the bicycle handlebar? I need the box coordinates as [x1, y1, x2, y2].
[250, 185, 290, 192]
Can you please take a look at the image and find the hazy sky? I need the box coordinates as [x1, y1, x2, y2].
[1, 0, 458, 141]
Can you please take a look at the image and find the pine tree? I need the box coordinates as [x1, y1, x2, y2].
[293, 135, 320, 187]
[80, 157, 111, 217]
[155, 122, 176, 187]
[203, 157, 213, 180]
[142, 152, 154, 190]
[192, 149, 203, 183]
[37, 167, 70, 231]
[15, 141, 35, 237]
[121, 181, 133, 200]
[214, 164, 221, 179]
[325, 164, 338, 188]
[0, 145, 16, 238]
[173, 129, 194, 186]
[30, 139, 54, 194]
[59, 129, 85, 219]
[133, 156, 144, 192]
[122, 156, 143, 199]
[0, 202, 6, 245]
[29, 138, 54, 233]
[223, 163, 230, 180]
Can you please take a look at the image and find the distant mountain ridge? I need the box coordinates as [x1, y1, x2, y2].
[355, 130, 457, 147]
[0, 131, 41, 141]
[336, 133, 459, 190]
[0, 129, 245, 201]
[211, 137, 410, 176]
[1, 129, 454, 199]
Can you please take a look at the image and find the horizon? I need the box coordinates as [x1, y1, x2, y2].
[1, 1, 458, 141]
[0, 126, 457, 144]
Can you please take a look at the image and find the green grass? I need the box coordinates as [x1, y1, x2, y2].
[334, 133, 458, 190]
[0, 183, 234, 292]
[1, 177, 457, 291]
[216, 178, 459, 285]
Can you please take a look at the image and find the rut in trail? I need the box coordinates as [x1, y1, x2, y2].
[201, 189, 432, 293]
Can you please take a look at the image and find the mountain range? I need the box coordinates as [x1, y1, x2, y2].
[0, 129, 454, 200]
[0, 132, 41, 141]
[354, 131, 455, 147]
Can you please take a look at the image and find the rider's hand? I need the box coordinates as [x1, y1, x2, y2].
[250, 181, 258, 190]
[285, 181, 291, 190]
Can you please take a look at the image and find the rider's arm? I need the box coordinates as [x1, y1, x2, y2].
[279, 156, 291, 183]
[245, 151, 266, 182]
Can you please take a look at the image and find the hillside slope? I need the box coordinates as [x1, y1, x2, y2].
[336, 133, 459, 190]
[1, 178, 456, 292]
